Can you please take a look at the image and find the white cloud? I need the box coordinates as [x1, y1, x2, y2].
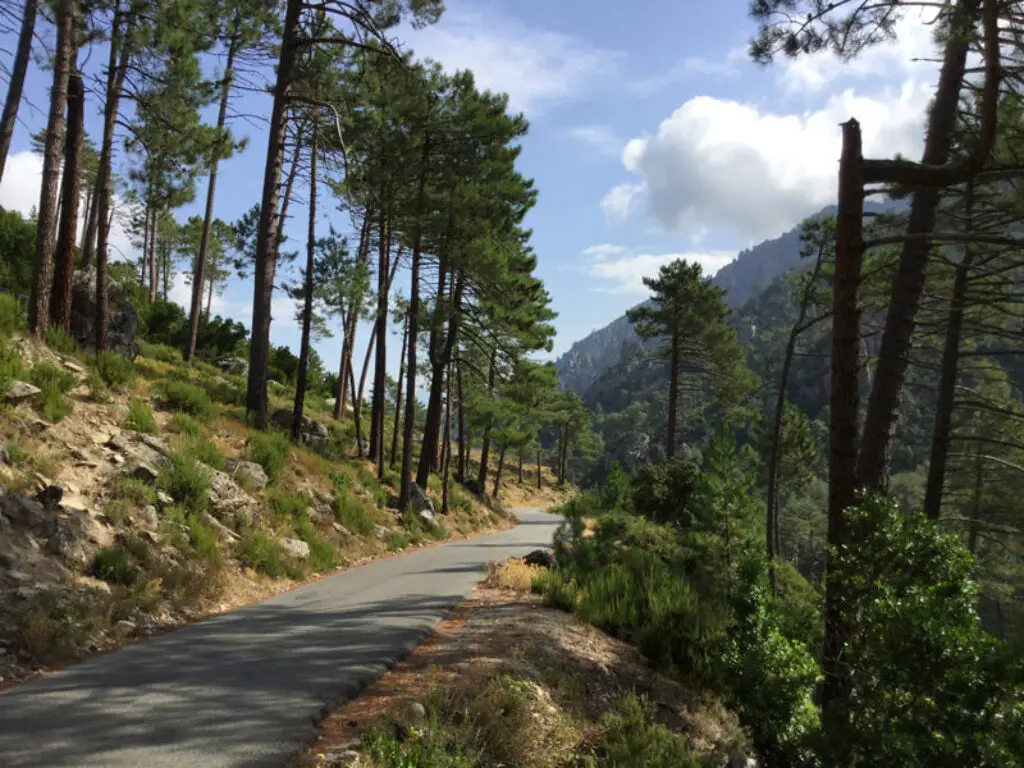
[582, 244, 735, 294]
[600, 182, 644, 222]
[779, 9, 938, 92]
[567, 125, 621, 156]
[405, 5, 619, 114]
[605, 80, 932, 241]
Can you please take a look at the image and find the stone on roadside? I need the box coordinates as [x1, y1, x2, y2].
[280, 537, 310, 560]
[112, 620, 136, 638]
[523, 549, 558, 570]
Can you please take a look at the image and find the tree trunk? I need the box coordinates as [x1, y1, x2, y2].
[767, 236, 827, 594]
[50, 69, 83, 332]
[822, 118, 865, 741]
[28, 0, 74, 336]
[923, 186, 975, 521]
[81, 179, 99, 267]
[79, 185, 92, 249]
[518, 453, 523, 484]
[476, 347, 497, 492]
[206, 274, 213, 317]
[666, 330, 679, 459]
[334, 209, 373, 420]
[457, 359, 466, 482]
[355, 321, 377, 456]
[441, 361, 453, 515]
[186, 23, 239, 361]
[856, 0, 979, 492]
[292, 123, 317, 442]
[95, 9, 129, 351]
[536, 447, 542, 490]
[0, 0, 38, 183]
[493, 444, 507, 497]
[371, 206, 391, 480]
[390, 313, 408, 469]
[148, 206, 158, 303]
[247, 0, 301, 429]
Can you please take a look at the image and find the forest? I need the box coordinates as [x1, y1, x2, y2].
[1, 0, 1024, 765]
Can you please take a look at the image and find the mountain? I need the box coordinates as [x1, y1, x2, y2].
[555, 203, 891, 396]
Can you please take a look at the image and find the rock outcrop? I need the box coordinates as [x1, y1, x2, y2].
[70, 267, 139, 358]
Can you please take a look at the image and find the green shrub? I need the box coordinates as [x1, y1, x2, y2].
[772, 560, 823, 650]
[335, 493, 374, 536]
[103, 499, 131, 525]
[113, 475, 158, 506]
[268, 489, 307, 522]
[177, 433, 226, 471]
[0, 338, 22, 394]
[27, 362, 76, 393]
[247, 430, 291, 484]
[138, 341, 183, 364]
[631, 459, 701, 524]
[236, 531, 298, 579]
[162, 379, 213, 420]
[296, 516, 341, 572]
[168, 412, 203, 437]
[593, 693, 703, 767]
[90, 546, 138, 586]
[601, 461, 632, 511]
[159, 454, 211, 513]
[124, 396, 158, 435]
[91, 350, 135, 389]
[209, 380, 243, 406]
[386, 531, 406, 551]
[0, 293, 25, 337]
[84, 372, 110, 403]
[4, 441, 27, 466]
[178, 510, 220, 563]
[44, 325, 78, 355]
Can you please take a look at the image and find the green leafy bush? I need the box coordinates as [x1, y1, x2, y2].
[0, 293, 25, 337]
[159, 454, 211, 513]
[296, 516, 341, 571]
[592, 693, 703, 767]
[89, 546, 138, 586]
[209, 380, 243, 406]
[91, 350, 135, 389]
[168, 412, 203, 437]
[113, 475, 158, 506]
[124, 396, 158, 435]
[600, 461, 632, 511]
[386, 531, 406, 551]
[631, 458, 701, 524]
[44, 325, 78, 355]
[177, 433, 226, 471]
[137, 341, 183, 364]
[247, 430, 291, 483]
[268, 489, 307, 521]
[0, 338, 23, 395]
[236, 531, 298, 579]
[162, 379, 213, 420]
[28, 363, 76, 422]
[336, 493, 374, 536]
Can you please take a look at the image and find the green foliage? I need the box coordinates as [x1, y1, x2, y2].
[84, 372, 111, 403]
[631, 459, 701, 524]
[0, 207, 34, 298]
[267, 489, 307, 522]
[159, 454, 211, 513]
[177, 433, 226, 470]
[162, 379, 213, 419]
[0, 337, 23, 394]
[90, 546, 139, 586]
[138, 340, 183, 364]
[209, 379, 243, 406]
[235, 531, 299, 579]
[113, 475, 158, 507]
[28, 363, 76, 423]
[820, 495, 1024, 767]
[600, 461, 632, 511]
[335, 493, 374, 536]
[247, 430, 291, 483]
[591, 693, 703, 767]
[295, 516, 341, 571]
[168, 412, 203, 437]
[386, 531, 406, 551]
[91, 351, 136, 389]
[0, 294, 25, 338]
[124, 396, 158, 435]
[772, 560, 823, 650]
[44, 326, 78, 355]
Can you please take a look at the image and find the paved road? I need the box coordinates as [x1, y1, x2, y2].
[0, 507, 562, 768]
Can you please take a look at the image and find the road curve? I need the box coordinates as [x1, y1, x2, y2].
[0, 507, 563, 768]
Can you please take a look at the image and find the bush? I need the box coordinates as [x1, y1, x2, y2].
[600, 461, 632, 511]
[168, 412, 203, 437]
[28, 364, 76, 423]
[268, 489, 307, 522]
[159, 454, 211, 513]
[631, 459, 701, 524]
[296, 516, 341, 571]
[85, 372, 110, 403]
[0, 338, 22, 394]
[335, 493, 374, 536]
[137, 341, 183, 364]
[247, 430, 291, 484]
[0, 293, 25, 337]
[162, 379, 213, 420]
[44, 325, 78, 355]
[209, 380, 243, 406]
[177, 433, 226, 471]
[124, 396, 158, 435]
[386, 531, 406, 551]
[593, 693, 703, 767]
[113, 475, 158, 507]
[91, 350, 135, 389]
[772, 560, 823, 650]
[90, 546, 138, 586]
[236, 531, 297, 579]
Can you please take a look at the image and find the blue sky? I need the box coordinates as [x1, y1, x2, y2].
[0, 0, 940, 376]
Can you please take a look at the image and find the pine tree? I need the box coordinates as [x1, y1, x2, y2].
[0, 0, 38, 182]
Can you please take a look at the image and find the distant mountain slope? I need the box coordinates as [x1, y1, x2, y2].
[555, 203, 891, 396]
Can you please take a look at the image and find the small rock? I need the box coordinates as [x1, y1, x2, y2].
[134, 505, 159, 530]
[4, 380, 40, 404]
[156, 490, 174, 507]
[226, 459, 269, 491]
[407, 701, 426, 721]
[214, 355, 247, 375]
[60, 492, 89, 515]
[112, 620, 136, 638]
[373, 524, 390, 540]
[61, 359, 85, 374]
[333, 522, 352, 537]
[523, 549, 558, 570]
[280, 537, 310, 560]
[111, 454, 125, 465]
[199, 512, 239, 544]
[126, 462, 159, 484]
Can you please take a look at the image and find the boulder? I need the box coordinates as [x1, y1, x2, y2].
[1, 492, 45, 530]
[107, 432, 170, 469]
[214, 356, 247, 375]
[333, 522, 352, 537]
[373, 524, 390, 540]
[125, 462, 159, 484]
[156, 490, 174, 507]
[408, 483, 435, 518]
[226, 459, 269, 491]
[43, 516, 92, 568]
[199, 512, 239, 544]
[133, 505, 160, 530]
[112, 620, 136, 638]
[4, 380, 40, 405]
[280, 537, 310, 560]
[523, 549, 558, 570]
[201, 465, 259, 524]
[69, 267, 139, 358]
[270, 408, 328, 447]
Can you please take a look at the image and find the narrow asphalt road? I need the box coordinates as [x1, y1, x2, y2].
[0, 507, 563, 768]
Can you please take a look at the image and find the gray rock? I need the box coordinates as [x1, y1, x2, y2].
[333, 522, 351, 537]
[373, 524, 390, 540]
[70, 267, 139, 359]
[126, 462, 159, 484]
[523, 549, 558, 570]
[200, 465, 258, 524]
[1, 492, 46, 529]
[407, 701, 426, 720]
[112, 620, 136, 638]
[280, 537, 310, 560]
[4, 380, 40, 404]
[214, 356, 247, 375]
[155, 490, 174, 507]
[199, 512, 239, 544]
[62, 358, 86, 374]
[134, 505, 159, 530]
[107, 432, 168, 469]
[226, 459, 269, 491]
[270, 408, 327, 447]
[44, 516, 92, 567]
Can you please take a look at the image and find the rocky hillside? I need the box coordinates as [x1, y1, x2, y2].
[0, 325, 517, 689]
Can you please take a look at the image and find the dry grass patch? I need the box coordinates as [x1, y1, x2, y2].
[484, 557, 543, 592]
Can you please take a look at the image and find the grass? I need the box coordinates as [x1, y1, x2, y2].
[0, 293, 25, 337]
[138, 341, 183, 364]
[168, 412, 204, 437]
[4, 441, 27, 466]
[124, 396, 158, 434]
[248, 430, 291, 484]
[236, 530, 301, 579]
[159, 454, 211, 513]
[44, 325, 78, 355]
[85, 372, 111, 402]
[209, 380, 244, 406]
[295, 516, 342, 572]
[386, 531, 407, 551]
[89, 546, 139, 586]
[28, 362, 76, 422]
[335, 492, 374, 536]
[484, 557, 543, 592]
[176, 432, 226, 471]
[112, 475, 158, 506]
[103, 499, 131, 526]
[357, 465, 389, 508]
[91, 350, 136, 389]
[268, 489, 307, 523]
[164, 506, 221, 564]
[162, 379, 213, 420]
